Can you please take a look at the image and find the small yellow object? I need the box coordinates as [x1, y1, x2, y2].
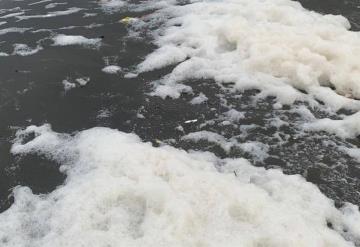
[120, 17, 137, 24]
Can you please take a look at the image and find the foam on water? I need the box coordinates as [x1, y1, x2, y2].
[45, 3, 67, 9]
[62, 79, 76, 91]
[75, 77, 90, 86]
[1, 0, 360, 246]
[28, 0, 52, 6]
[0, 27, 30, 35]
[102, 65, 122, 74]
[61, 76, 90, 90]
[0, 125, 359, 246]
[52, 34, 101, 48]
[12, 44, 42, 56]
[16, 7, 82, 20]
[304, 112, 360, 139]
[134, 0, 360, 110]
[181, 131, 269, 161]
[99, 0, 126, 13]
[190, 92, 208, 105]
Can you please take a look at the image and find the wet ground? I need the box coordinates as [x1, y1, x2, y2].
[0, 0, 360, 212]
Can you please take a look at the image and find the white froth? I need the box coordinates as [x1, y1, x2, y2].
[190, 92, 208, 104]
[52, 34, 101, 48]
[75, 77, 90, 86]
[182, 130, 234, 152]
[151, 83, 192, 99]
[0, 27, 30, 35]
[62, 79, 76, 91]
[102, 65, 122, 74]
[45, 3, 67, 9]
[17, 7, 82, 20]
[83, 12, 97, 18]
[12, 44, 42, 56]
[124, 72, 138, 78]
[182, 130, 269, 161]
[224, 109, 245, 122]
[0, 125, 358, 246]
[304, 112, 360, 139]
[135, 0, 360, 110]
[28, 0, 52, 6]
[99, 0, 125, 12]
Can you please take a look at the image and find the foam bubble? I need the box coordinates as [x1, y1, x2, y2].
[12, 44, 42, 56]
[28, 0, 52, 6]
[102, 65, 122, 74]
[75, 77, 90, 86]
[181, 130, 269, 161]
[45, 3, 67, 9]
[52, 34, 101, 48]
[16, 7, 82, 20]
[62, 79, 76, 91]
[0, 27, 30, 36]
[135, 0, 360, 110]
[304, 112, 360, 139]
[190, 93, 208, 104]
[224, 109, 245, 122]
[99, 0, 125, 13]
[0, 125, 358, 246]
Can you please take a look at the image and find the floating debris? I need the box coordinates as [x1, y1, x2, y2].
[120, 16, 138, 24]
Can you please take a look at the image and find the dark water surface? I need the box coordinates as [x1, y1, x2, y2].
[0, 0, 360, 212]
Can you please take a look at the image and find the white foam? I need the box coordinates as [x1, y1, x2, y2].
[0, 125, 358, 246]
[135, 0, 360, 110]
[75, 77, 90, 86]
[52, 34, 101, 48]
[224, 109, 245, 122]
[0, 27, 30, 35]
[83, 12, 97, 18]
[304, 112, 360, 139]
[182, 130, 269, 161]
[340, 147, 360, 162]
[97, 109, 112, 119]
[28, 0, 52, 6]
[182, 130, 234, 152]
[151, 83, 192, 99]
[124, 72, 138, 78]
[239, 142, 270, 162]
[45, 3, 67, 9]
[12, 44, 42, 56]
[99, 0, 125, 13]
[17, 7, 82, 20]
[190, 93, 208, 104]
[102, 65, 122, 74]
[62, 79, 76, 91]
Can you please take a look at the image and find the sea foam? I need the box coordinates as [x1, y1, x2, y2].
[134, 0, 360, 110]
[0, 124, 358, 246]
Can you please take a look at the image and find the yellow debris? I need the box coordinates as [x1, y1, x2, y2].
[120, 17, 137, 24]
